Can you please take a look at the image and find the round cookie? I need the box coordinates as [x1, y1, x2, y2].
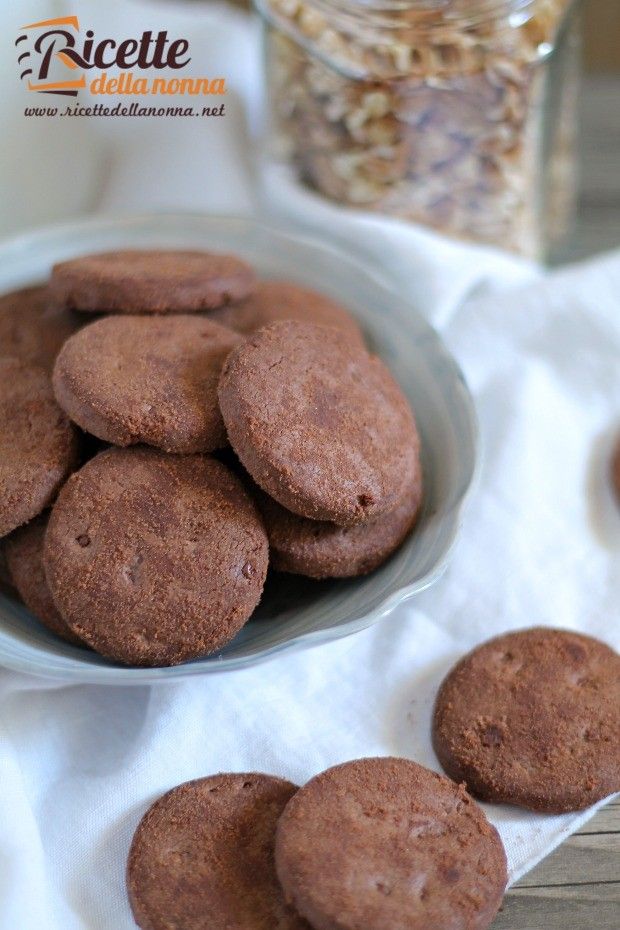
[257, 469, 422, 578]
[209, 280, 364, 343]
[4, 514, 81, 645]
[0, 358, 79, 538]
[53, 315, 242, 454]
[0, 285, 79, 372]
[44, 448, 269, 666]
[218, 321, 420, 526]
[276, 757, 507, 930]
[432, 628, 620, 813]
[127, 773, 310, 930]
[50, 249, 256, 314]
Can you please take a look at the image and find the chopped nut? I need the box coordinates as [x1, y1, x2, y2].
[261, 0, 577, 256]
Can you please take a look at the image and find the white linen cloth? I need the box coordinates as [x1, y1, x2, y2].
[1, 2, 619, 928]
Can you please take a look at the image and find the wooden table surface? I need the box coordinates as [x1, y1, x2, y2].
[496, 799, 620, 929]
[495, 74, 620, 928]
[553, 75, 620, 264]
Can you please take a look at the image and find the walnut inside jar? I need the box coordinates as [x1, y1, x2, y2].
[259, 0, 578, 258]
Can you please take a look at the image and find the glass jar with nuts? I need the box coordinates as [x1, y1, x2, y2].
[256, 0, 581, 259]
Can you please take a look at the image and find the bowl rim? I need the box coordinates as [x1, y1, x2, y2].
[0, 211, 480, 684]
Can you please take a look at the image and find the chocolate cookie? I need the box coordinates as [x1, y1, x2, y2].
[218, 321, 420, 526]
[53, 315, 242, 453]
[432, 628, 620, 813]
[44, 448, 269, 666]
[276, 757, 507, 930]
[0, 285, 79, 372]
[0, 358, 79, 538]
[127, 773, 310, 930]
[4, 514, 81, 644]
[257, 469, 423, 578]
[50, 249, 256, 314]
[209, 280, 364, 343]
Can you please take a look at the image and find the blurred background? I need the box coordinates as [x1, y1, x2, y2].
[583, 0, 620, 72]
[223, 0, 620, 263]
[0, 0, 618, 262]
[572, 0, 620, 262]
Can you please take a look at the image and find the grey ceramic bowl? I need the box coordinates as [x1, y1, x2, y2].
[0, 214, 478, 683]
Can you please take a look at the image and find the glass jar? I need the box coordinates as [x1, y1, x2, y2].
[256, 0, 581, 259]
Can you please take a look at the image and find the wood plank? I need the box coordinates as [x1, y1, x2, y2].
[577, 799, 620, 834]
[492, 798, 620, 929]
[583, 0, 620, 73]
[578, 77, 620, 199]
[517, 833, 620, 887]
[494, 883, 620, 930]
[553, 76, 620, 264]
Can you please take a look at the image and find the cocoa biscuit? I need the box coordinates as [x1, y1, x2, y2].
[49, 249, 256, 314]
[256, 468, 423, 578]
[0, 358, 79, 538]
[0, 285, 79, 372]
[4, 514, 81, 644]
[432, 627, 620, 813]
[218, 321, 420, 526]
[275, 757, 507, 930]
[127, 774, 310, 930]
[209, 280, 365, 343]
[53, 315, 242, 454]
[44, 448, 269, 666]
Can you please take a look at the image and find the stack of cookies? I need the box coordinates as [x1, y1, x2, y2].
[0, 248, 422, 667]
[127, 756, 508, 930]
[123, 626, 619, 928]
